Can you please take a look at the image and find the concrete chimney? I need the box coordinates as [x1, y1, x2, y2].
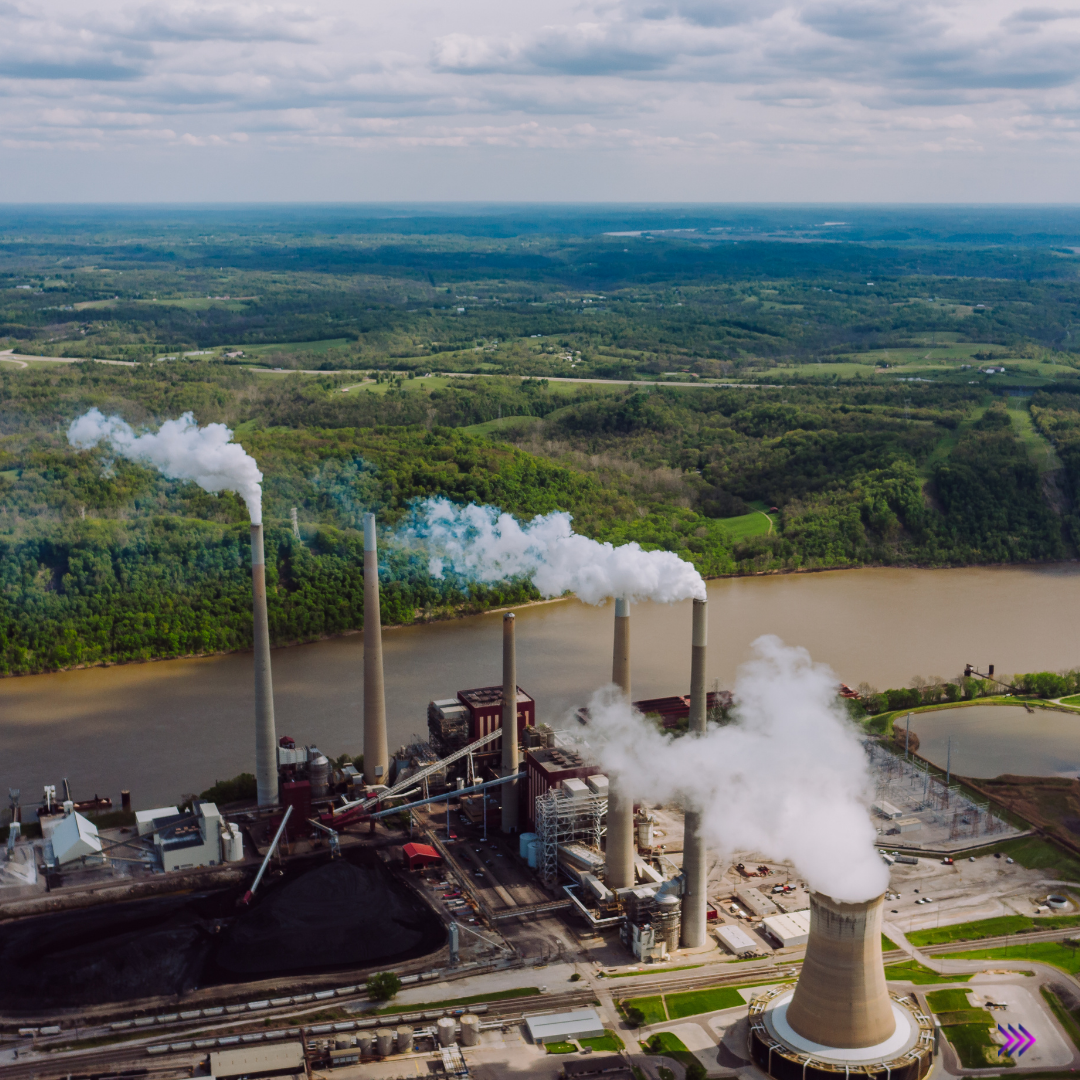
[251, 524, 278, 807]
[501, 612, 519, 833]
[363, 513, 389, 786]
[606, 597, 635, 890]
[680, 597, 708, 948]
[786, 891, 896, 1048]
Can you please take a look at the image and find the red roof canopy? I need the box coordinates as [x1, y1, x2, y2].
[403, 842, 439, 859]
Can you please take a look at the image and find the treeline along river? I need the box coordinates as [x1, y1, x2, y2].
[3, 564, 1080, 810]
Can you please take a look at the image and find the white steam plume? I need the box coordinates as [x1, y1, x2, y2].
[581, 635, 889, 903]
[404, 497, 705, 604]
[68, 408, 264, 524]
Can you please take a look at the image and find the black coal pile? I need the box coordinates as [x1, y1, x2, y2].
[0, 851, 443, 1009]
[210, 855, 444, 979]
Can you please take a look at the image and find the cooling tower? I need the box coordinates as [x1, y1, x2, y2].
[363, 513, 389, 786]
[251, 524, 278, 807]
[680, 597, 708, 948]
[501, 612, 520, 833]
[748, 892, 934, 1080]
[605, 597, 635, 890]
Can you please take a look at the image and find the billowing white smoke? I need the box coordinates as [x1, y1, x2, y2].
[582, 635, 889, 903]
[67, 408, 264, 524]
[404, 497, 705, 604]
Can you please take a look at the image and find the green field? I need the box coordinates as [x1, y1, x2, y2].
[926, 988, 1011, 1069]
[460, 414, 545, 437]
[625, 995, 668, 1025]
[941, 940, 1080, 976]
[885, 959, 972, 984]
[882, 934, 898, 951]
[1042, 986, 1080, 1052]
[640, 1031, 700, 1073]
[578, 1031, 625, 1052]
[664, 986, 745, 1019]
[545, 1041, 577, 1054]
[717, 504, 775, 539]
[907, 912, 1080, 947]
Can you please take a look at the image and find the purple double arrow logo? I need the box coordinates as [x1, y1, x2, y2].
[998, 1024, 1036, 1057]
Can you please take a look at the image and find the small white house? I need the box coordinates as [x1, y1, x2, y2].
[51, 812, 103, 865]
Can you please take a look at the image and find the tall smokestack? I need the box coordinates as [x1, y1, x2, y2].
[501, 612, 519, 833]
[787, 892, 895, 1047]
[363, 513, 389, 786]
[251, 524, 278, 807]
[606, 597, 635, 890]
[681, 597, 708, 948]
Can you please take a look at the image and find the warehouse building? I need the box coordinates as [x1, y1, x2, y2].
[209, 1043, 305, 1079]
[50, 812, 103, 865]
[735, 885, 780, 919]
[716, 922, 759, 957]
[762, 909, 812, 948]
[525, 1009, 605, 1045]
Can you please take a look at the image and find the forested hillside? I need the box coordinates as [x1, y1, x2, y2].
[1, 207, 1078, 674]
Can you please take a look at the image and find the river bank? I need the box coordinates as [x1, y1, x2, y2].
[5, 563, 1080, 809]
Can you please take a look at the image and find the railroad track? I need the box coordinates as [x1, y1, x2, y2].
[604, 960, 800, 1000]
[0, 989, 599, 1080]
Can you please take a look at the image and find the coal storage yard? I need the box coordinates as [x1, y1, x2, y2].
[0, 849, 443, 1010]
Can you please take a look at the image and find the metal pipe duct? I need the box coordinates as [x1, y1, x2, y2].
[251, 524, 278, 807]
[606, 597, 635, 890]
[363, 513, 389, 786]
[501, 611, 519, 833]
[786, 891, 896, 1048]
[681, 597, 708, 948]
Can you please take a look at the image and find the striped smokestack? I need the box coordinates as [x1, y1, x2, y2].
[681, 596, 708, 947]
[363, 513, 389, 786]
[605, 597, 635, 890]
[501, 612, 519, 833]
[251, 524, 278, 807]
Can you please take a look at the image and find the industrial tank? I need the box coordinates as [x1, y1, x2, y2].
[518, 832, 538, 860]
[436, 1016, 456, 1046]
[460, 1015, 480, 1046]
[653, 892, 682, 952]
[527, 840, 540, 869]
[308, 749, 331, 798]
[396, 1025, 414, 1052]
[375, 1027, 395, 1056]
[356, 1031, 373, 1055]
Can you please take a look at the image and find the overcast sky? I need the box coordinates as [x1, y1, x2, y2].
[3, 0, 1080, 202]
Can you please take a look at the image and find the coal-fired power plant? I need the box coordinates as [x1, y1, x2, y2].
[680, 596, 708, 948]
[251, 523, 278, 807]
[501, 612, 519, 834]
[748, 892, 934, 1080]
[363, 513, 390, 786]
[605, 597, 635, 890]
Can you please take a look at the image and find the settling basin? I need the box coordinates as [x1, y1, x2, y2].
[4, 563, 1080, 806]
[912, 704, 1080, 780]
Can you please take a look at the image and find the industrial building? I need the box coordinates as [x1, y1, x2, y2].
[525, 1008, 606, 1045]
[762, 909, 811, 948]
[716, 922, 758, 957]
[145, 800, 243, 871]
[524, 746, 602, 828]
[735, 885, 780, 918]
[50, 811, 103, 866]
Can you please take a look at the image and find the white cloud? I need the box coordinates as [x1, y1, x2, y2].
[0, 0, 1077, 197]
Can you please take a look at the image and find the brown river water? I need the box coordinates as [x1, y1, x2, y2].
[4, 563, 1080, 810]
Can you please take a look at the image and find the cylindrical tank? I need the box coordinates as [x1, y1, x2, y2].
[519, 832, 538, 859]
[653, 892, 682, 951]
[356, 1032, 373, 1055]
[308, 749, 330, 798]
[636, 817, 655, 849]
[436, 1016, 456, 1047]
[527, 840, 540, 869]
[396, 1025, 414, 1053]
[334, 1036, 351, 1049]
[375, 1028, 395, 1056]
[460, 1015, 480, 1047]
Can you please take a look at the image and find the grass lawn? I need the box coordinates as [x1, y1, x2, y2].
[1041, 986, 1080, 1052]
[545, 1041, 577, 1054]
[1060, 695, 1080, 707]
[578, 1031, 625, 1052]
[375, 986, 540, 1014]
[665, 986, 745, 1019]
[460, 414, 544, 437]
[908, 912, 1080, 947]
[945, 1022, 1014, 1069]
[882, 934, 898, 951]
[641, 1031, 700, 1073]
[885, 959, 972, 984]
[941, 940, 1080, 976]
[624, 995, 668, 1025]
[926, 988, 975, 1012]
